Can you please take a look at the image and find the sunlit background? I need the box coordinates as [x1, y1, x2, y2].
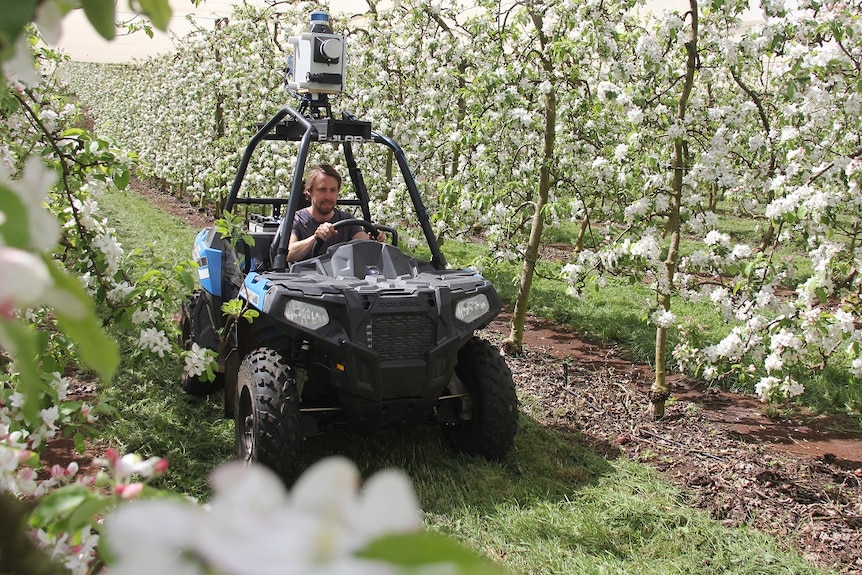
[57, 0, 762, 63]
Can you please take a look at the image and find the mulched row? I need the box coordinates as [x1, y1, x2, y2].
[480, 324, 862, 574]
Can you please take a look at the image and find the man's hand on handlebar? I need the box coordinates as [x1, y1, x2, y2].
[314, 222, 338, 242]
[366, 229, 385, 242]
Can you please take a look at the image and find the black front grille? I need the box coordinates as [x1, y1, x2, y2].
[366, 314, 436, 362]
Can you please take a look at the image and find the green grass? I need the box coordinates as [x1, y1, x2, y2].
[92, 185, 836, 574]
[97, 186, 200, 263]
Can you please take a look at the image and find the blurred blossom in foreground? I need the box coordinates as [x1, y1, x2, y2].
[104, 457, 420, 575]
[1, 157, 60, 252]
[0, 247, 52, 316]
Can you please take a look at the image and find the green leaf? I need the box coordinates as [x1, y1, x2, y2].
[28, 484, 91, 529]
[65, 495, 114, 534]
[73, 431, 86, 453]
[61, 127, 87, 137]
[81, 0, 116, 41]
[1, 88, 21, 114]
[359, 532, 506, 574]
[137, 0, 172, 31]
[0, 0, 37, 60]
[0, 183, 30, 248]
[221, 298, 246, 317]
[0, 319, 41, 425]
[114, 164, 130, 190]
[46, 258, 119, 383]
[22, 450, 40, 467]
[815, 287, 828, 304]
[176, 269, 196, 291]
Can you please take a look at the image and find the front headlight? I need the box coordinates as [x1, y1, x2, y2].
[285, 300, 329, 330]
[455, 293, 490, 323]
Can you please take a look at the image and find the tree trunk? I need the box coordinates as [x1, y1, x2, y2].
[449, 62, 468, 179]
[649, 0, 698, 419]
[214, 18, 227, 139]
[758, 211, 776, 252]
[575, 209, 591, 253]
[503, 88, 556, 354]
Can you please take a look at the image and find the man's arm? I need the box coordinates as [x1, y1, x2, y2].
[287, 232, 315, 262]
[288, 221, 340, 262]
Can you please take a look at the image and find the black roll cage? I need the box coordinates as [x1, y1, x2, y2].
[224, 105, 447, 273]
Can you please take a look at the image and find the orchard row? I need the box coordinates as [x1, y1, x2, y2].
[61, 0, 862, 405]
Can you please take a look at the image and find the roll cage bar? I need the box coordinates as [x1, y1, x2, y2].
[224, 104, 447, 273]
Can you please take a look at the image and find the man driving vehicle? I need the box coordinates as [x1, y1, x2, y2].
[287, 164, 383, 263]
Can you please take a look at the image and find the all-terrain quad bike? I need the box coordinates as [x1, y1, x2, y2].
[179, 12, 518, 482]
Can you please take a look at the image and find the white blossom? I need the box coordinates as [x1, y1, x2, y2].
[764, 352, 783, 373]
[730, 244, 752, 260]
[183, 343, 214, 378]
[651, 309, 675, 328]
[6, 34, 40, 86]
[755, 376, 780, 402]
[703, 230, 730, 247]
[0, 247, 52, 312]
[624, 197, 650, 221]
[1, 157, 60, 251]
[139, 328, 171, 358]
[596, 81, 620, 102]
[780, 377, 805, 398]
[105, 458, 420, 575]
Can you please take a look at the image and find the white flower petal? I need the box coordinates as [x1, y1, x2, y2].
[210, 461, 289, 513]
[193, 511, 315, 575]
[7, 35, 40, 87]
[108, 549, 204, 575]
[36, 0, 64, 45]
[104, 499, 198, 557]
[290, 456, 359, 514]
[0, 247, 51, 308]
[357, 469, 420, 538]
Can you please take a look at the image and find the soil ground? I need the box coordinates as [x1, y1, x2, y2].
[483, 311, 862, 574]
[95, 184, 862, 573]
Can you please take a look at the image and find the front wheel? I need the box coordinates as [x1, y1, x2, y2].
[235, 348, 301, 484]
[441, 337, 518, 459]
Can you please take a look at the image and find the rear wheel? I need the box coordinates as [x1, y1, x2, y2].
[442, 337, 518, 459]
[235, 348, 301, 484]
[179, 292, 221, 396]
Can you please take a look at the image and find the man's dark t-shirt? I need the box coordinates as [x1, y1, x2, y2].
[292, 208, 362, 258]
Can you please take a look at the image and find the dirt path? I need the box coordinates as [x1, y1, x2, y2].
[484, 312, 862, 574]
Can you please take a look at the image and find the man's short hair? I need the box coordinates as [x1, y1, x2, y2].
[304, 164, 342, 194]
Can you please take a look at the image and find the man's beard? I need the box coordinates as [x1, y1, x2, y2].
[317, 202, 335, 215]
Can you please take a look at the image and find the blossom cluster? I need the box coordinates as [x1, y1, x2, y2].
[105, 457, 420, 575]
